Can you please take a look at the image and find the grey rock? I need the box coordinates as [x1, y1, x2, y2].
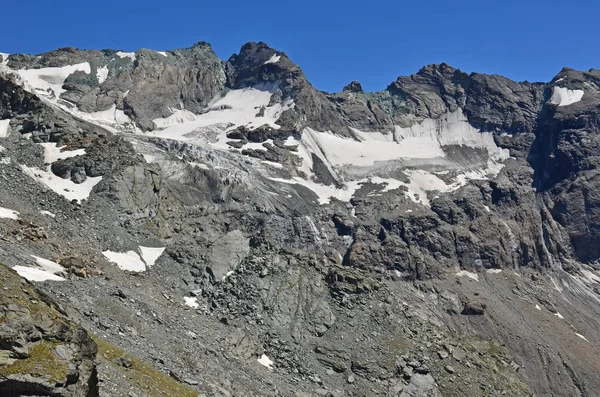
[207, 230, 250, 281]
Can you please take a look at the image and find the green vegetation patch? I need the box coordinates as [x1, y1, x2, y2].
[0, 341, 69, 384]
[92, 335, 198, 397]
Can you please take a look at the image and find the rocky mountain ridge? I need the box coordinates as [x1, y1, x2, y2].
[0, 41, 599, 396]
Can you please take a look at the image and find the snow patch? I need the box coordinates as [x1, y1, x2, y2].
[157, 51, 168, 57]
[39, 143, 85, 164]
[148, 83, 294, 149]
[0, 53, 9, 66]
[575, 333, 589, 342]
[264, 54, 281, 64]
[554, 312, 564, 319]
[269, 177, 362, 205]
[550, 87, 584, 107]
[21, 165, 102, 203]
[40, 210, 56, 218]
[0, 206, 19, 220]
[104, 246, 166, 272]
[31, 255, 66, 275]
[102, 250, 146, 272]
[456, 270, 479, 281]
[84, 104, 135, 127]
[0, 119, 11, 138]
[184, 297, 199, 309]
[222, 271, 235, 281]
[535, 304, 541, 310]
[138, 246, 165, 268]
[261, 160, 284, 169]
[13, 266, 65, 282]
[12, 255, 67, 282]
[486, 269, 502, 274]
[116, 51, 136, 60]
[257, 354, 274, 369]
[96, 66, 109, 84]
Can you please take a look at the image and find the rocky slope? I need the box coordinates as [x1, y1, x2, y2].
[0, 42, 600, 396]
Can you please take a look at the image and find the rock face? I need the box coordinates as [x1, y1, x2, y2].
[1, 41, 600, 397]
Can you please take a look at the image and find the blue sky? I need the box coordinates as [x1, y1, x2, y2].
[2, 0, 598, 92]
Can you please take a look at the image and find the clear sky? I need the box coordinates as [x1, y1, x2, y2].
[2, 0, 598, 92]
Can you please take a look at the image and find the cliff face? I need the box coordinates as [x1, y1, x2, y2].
[1, 42, 600, 397]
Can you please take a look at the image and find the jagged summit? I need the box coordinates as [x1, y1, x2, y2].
[342, 80, 363, 92]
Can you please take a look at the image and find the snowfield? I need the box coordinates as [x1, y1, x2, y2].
[39, 143, 86, 163]
[0, 119, 11, 138]
[550, 86, 584, 106]
[21, 165, 103, 203]
[148, 82, 295, 146]
[257, 354, 274, 369]
[102, 250, 147, 272]
[0, 206, 19, 220]
[274, 109, 509, 206]
[103, 246, 166, 272]
[16, 63, 91, 98]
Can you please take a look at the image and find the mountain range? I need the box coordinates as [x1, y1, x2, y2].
[0, 41, 599, 396]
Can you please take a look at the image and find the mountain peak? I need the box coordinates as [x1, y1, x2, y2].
[342, 80, 363, 92]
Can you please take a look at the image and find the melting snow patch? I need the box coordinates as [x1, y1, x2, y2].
[12, 256, 66, 282]
[550, 87, 584, 107]
[456, 270, 479, 281]
[0, 119, 11, 138]
[138, 246, 165, 268]
[264, 54, 281, 64]
[116, 51, 136, 60]
[102, 250, 147, 272]
[13, 266, 65, 282]
[40, 210, 56, 218]
[184, 297, 199, 309]
[257, 354, 274, 369]
[0, 206, 19, 220]
[21, 165, 102, 203]
[554, 312, 564, 319]
[486, 269, 502, 274]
